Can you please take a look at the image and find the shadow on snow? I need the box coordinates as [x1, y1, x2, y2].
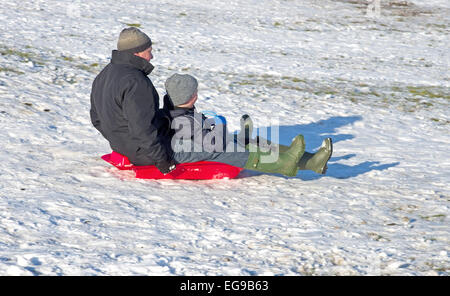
[243, 115, 399, 180]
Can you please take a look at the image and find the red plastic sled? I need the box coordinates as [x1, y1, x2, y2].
[101, 151, 243, 180]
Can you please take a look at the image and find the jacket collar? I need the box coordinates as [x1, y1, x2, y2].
[111, 50, 154, 75]
[169, 106, 196, 117]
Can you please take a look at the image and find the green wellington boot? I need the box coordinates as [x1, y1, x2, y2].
[258, 137, 333, 175]
[297, 138, 333, 174]
[244, 135, 305, 177]
[238, 114, 332, 175]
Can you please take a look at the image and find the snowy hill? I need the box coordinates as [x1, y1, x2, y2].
[0, 0, 448, 275]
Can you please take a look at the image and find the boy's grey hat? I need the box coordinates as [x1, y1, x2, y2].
[165, 74, 198, 106]
[117, 27, 152, 53]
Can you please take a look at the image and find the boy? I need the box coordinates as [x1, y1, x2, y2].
[164, 73, 331, 177]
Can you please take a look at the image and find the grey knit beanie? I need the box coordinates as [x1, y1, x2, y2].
[117, 27, 152, 53]
[165, 74, 199, 106]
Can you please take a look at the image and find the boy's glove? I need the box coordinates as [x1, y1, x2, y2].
[156, 159, 177, 175]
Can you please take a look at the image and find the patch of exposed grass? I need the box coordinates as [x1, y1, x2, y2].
[125, 23, 141, 28]
[61, 53, 102, 73]
[76, 63, 101, 73]
[230, 73, 312, 92]
[368, 232, 390, 242]
[420, 214, 446, 222]
[430, 118, 450, 125]
[0, 48, 33, 60]
[386, 223, 399, 226]
[62, 56, 75, 62]
[407, 86, 450, 100]
[76, 65, 91, 72]
[0, 67, 24, 75]
[0, 46, 46, 66]
[216, 71, 449, 122]
[425, 262, 449, 274]
[281, 76, 306, 83]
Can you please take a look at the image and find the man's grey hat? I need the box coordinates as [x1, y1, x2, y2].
[117, 27, 152, 53]
[165, 74, 198, 106]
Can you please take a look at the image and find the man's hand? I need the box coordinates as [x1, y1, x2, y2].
[156, 159, 177, 175]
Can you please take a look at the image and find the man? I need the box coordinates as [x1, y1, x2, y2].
[90, 27, 176, 174]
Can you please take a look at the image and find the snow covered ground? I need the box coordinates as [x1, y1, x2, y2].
[0, 0, 448, 275]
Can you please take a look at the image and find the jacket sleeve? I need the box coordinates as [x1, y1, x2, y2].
[122, 78, 173, 167]
[90, 91, 105, 137]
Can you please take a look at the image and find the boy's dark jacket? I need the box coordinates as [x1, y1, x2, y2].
[90, 50, 174, 171]
[163, 95, 230, 152]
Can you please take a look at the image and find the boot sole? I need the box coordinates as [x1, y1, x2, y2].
[319, 138, 333, 174]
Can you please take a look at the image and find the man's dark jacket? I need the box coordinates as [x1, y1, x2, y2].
[90, 50, 174, 170]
